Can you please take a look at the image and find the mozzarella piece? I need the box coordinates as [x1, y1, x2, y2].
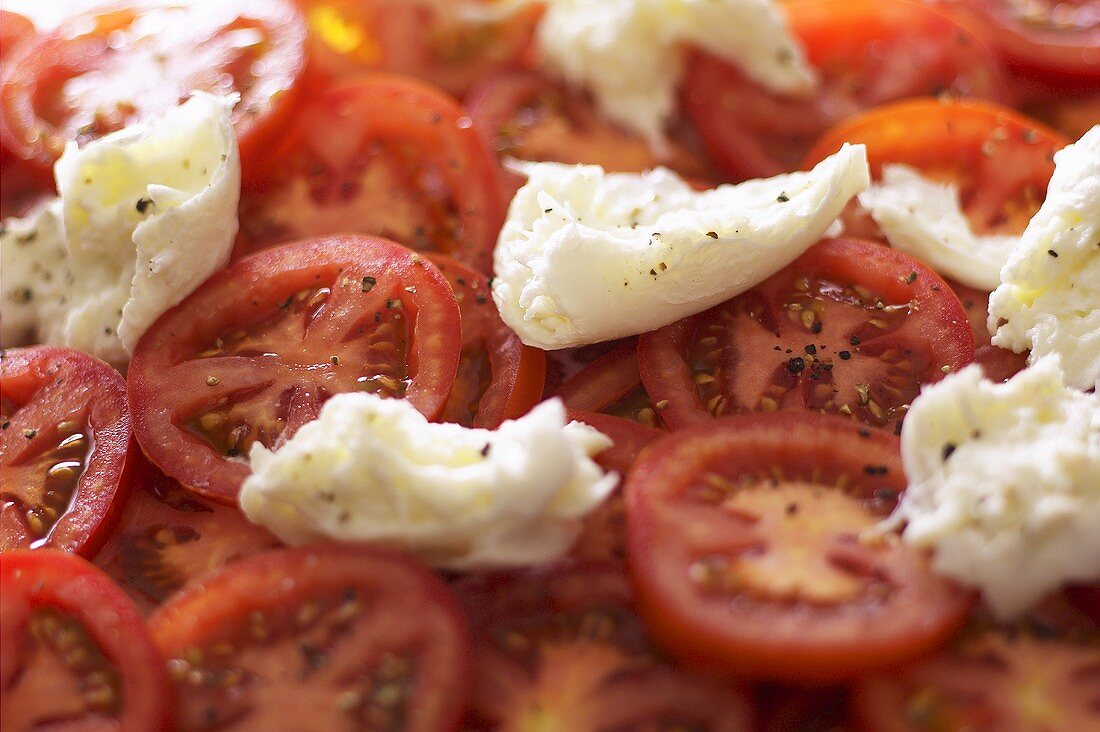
[858, 164, 1017, 290]
[988, 125, 1100, 392]
[492, 144, 870, 350]
[0, 202, 72, 350]
[536, 0, 816, 148]
[887, 358, 1100, 620]
[240, 395, 617, 570]
[0, 92, 241, 366]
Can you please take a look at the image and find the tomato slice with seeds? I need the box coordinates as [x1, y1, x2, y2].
[235, 74, 504, 274]
[1, 550, 172, 731]
[428, 253, 545, 428]
[625, 413, 972, 682]
[682, 0, 1007, 180]
[93, 457, 282, 615]
[852, 627, 1100, 731]
[128, 235, 462, 503]
[803, 98, 1069, 238]
[301, 0, 543, 97]
[1, 346, 133, 556]
[638, 238, 974, 434]
[554, 341, 667, 430]
[149, 543, 470, 732]
[0, 0, 308, 183]
[454, 563, 756, 730]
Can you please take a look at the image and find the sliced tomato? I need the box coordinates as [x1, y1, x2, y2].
[0, 10, 34, 60]
[682, 0, 1007, 180]
[566, 411, 662, 564]
[454, 563, 756, 730]
[93, 457, 282, 615]
[149, 543, 470, 731]
[301, 0, 543, 97]
[465, 71, 715, 198]
[1, 550, 172, 731]
[949, 280, 1029, 382]
[638, 238, 974, 434]
[947, 0, 1100, 95]
[1026, 93, 1100, 140]
[626, 413, 972, 682]
[235, 74, 504, 274]
[852, 627, 1100, 730]
[1067, 585, 1100, 625]
[0, 0, 309, 184]
[542, 338, 635, 396]
[1, 346, 133, 556]
[127, 235, 462, 503]
[554, 340, 666, 430]
[428, 253, 545, 428]
[804, 99, 1068, 237]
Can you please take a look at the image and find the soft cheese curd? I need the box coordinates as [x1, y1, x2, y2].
[858, 164, 1017, 290]
[0, 92, 241, 366]
[886, 357, 1100, 620]
[239, 395, 617, 570]
[988, 125, 1100, 392]
[492, 144, 870, 350]
[536, 0, 816, 148]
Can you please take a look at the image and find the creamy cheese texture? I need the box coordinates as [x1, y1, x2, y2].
[887, 358, 1100, 620]
[536, 0, 816, 148]
[988, 125, 1100, 392]
[492, 144, 870, 349]
[0, 92, 241, 366]
[858, 164, 1017, 290]
[240, 395, 617, 570]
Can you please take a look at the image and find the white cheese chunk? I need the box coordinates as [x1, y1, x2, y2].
[536, 0, 816, 148]
[240, 395, 617, 570]
[492, 144, 870, 350]
[988, 125, 1100, 392]
[1, 201, 71, 351]
[858, 164, 1017, 290]
[887, 358, 1100, 620]
[0, 92, 241, 366]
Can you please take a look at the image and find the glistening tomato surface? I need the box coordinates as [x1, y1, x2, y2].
[429, 253, 545, 428]
[682, 0, 1007, 180]
[1, 346, 133, 556]
[638, 238, 974, 433]
[0, 0, 308, 183]
[235, 74, 504, 274]
[554, 340, 666, 430]
[625, 413, 972, 682]
[454, 563, 756, 730]
[128, 236, 462, 503]
[93, 457, 282, 615]
[852, 627, 1100, 730]
[149, 543, 471, 731]
[1, 550, 172, 731]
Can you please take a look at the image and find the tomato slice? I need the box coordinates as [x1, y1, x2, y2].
[852, 626, 1100, 730]
[301, 0, 543, 97]
[554, 341, 666, 430]
[235, 74, 504, 274]
[149, 543, 470, 731]
[428, 253, 545, 428]
[625, 413, 972, 682]
[948, 280, 1029, 382]
[1067, 585, 1100, 625]
[454, 563, 756, 730]
[682, 0, 1008, 180]
[804, 99, 1069, 237]
[0, 0, 308, 184]
[0, 10, 34, 61]
[638, 238, 974, 434]
[1, 550, 172, 730]
[93, 457, 282, 615]
[948, 0, 1100, 95]
[127, 235, 462, 503]
[1, 346, 134, 556]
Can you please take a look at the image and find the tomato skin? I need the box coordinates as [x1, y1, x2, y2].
[638, 238, 974, 432]
[1, 346, 134, 556]
[0, 0, 309, 184]
[1, 549, 173, 731]
[149, 543, 471, 732]
[626, 413, 972, 682]
[128, 235, 462, 503]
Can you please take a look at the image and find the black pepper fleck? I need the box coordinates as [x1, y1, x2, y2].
[787, 357, 806, 374]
